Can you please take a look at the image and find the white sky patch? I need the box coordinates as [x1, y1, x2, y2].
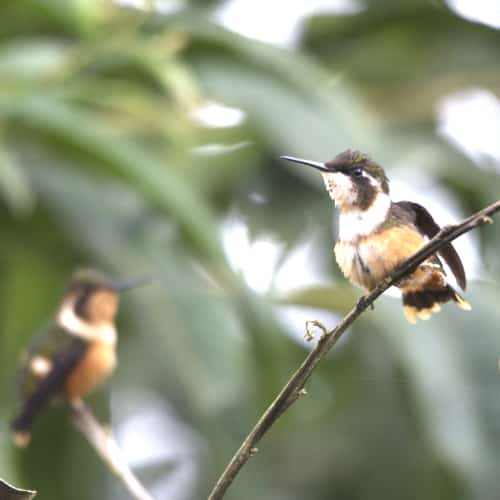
[437, 88, 500, 170]
[190, 101, 246, 128]
[274, 234, 332, 294]
[221, 212, 285, 293]
[214, 0, 362, 47]
[390, 176, 482, 283]
[244, 238, 283, 292]
[156, 0, 183, 15]
[113, 388, 202, 500]
[447, 0, 500, 29]
[114, 0, 182, 14]
[190, 141, 251, 156]
[222, 215, 334, 294]
[114, 0, 145, 8]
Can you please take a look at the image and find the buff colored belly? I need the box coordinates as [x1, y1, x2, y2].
[334, 226, 426, 291]
[64, 342, 116, 399]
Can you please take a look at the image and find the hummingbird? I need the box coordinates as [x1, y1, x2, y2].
[11, 269, 149, 447]
[280, 150, 471, 323]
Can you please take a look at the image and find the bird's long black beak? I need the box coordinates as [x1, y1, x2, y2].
[111, 275, 152, 292]
[280, 155, 332, 172]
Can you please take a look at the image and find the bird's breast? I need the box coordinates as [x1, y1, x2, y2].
[64, 341, 116, 400]
[335, 226, 426, 291]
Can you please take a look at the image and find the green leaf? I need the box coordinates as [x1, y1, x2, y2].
[0, 145, 35, 216]
[1, 96, 226, 266]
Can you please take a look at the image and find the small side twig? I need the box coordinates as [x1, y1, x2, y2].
[69, 399, 154, 500]
[207, 199, 500, 500]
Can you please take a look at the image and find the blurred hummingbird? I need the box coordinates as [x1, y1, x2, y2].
[281, 150, 471, 323]
[11, 269, 149, 447]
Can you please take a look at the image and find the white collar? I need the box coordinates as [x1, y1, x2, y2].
[338, 192, 391, 242]
[57, 306, 116, 345]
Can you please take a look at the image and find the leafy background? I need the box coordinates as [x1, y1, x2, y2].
[1, 1, 500, 499]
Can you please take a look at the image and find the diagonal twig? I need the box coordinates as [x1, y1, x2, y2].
[70, 399, 154, 500]
[207, 199, 500, 500]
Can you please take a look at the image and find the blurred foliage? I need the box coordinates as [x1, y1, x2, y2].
[1, 1, 500, 500]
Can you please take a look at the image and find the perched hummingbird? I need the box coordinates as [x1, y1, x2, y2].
[281, 150, 471, 323]
[11, 269, 148, 447]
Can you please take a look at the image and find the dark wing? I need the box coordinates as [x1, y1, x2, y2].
[17, 323, 73, 398]
[396, 201, 467, 290]
[11, 335, 88, 434]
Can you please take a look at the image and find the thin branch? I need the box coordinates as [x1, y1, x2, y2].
[207, 199, 500, 500]
[69, 399, 154, 500]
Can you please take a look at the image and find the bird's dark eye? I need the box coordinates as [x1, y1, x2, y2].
[352, 168, 363, 177]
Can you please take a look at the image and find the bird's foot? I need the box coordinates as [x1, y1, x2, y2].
[356, 295, 374, 311]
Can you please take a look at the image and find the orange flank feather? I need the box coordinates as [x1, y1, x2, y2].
[335, 225, 425, 291]
[335, 225, 470, 323]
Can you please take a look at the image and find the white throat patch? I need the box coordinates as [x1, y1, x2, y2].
[321, 172, 356, 207]
[58, 305, 116, 345]
[338, 192, 391, 242]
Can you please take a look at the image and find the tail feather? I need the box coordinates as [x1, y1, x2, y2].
[10, 339, 88, 447]
[454, 292, 472, 311]
[12, 430, 31, 448]
[402, 286, 471, 324]
[10, 411, 33, 448]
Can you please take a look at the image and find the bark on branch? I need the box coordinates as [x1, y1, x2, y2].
[70, 399, 154, 500]
[207, 199, 500, 500]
